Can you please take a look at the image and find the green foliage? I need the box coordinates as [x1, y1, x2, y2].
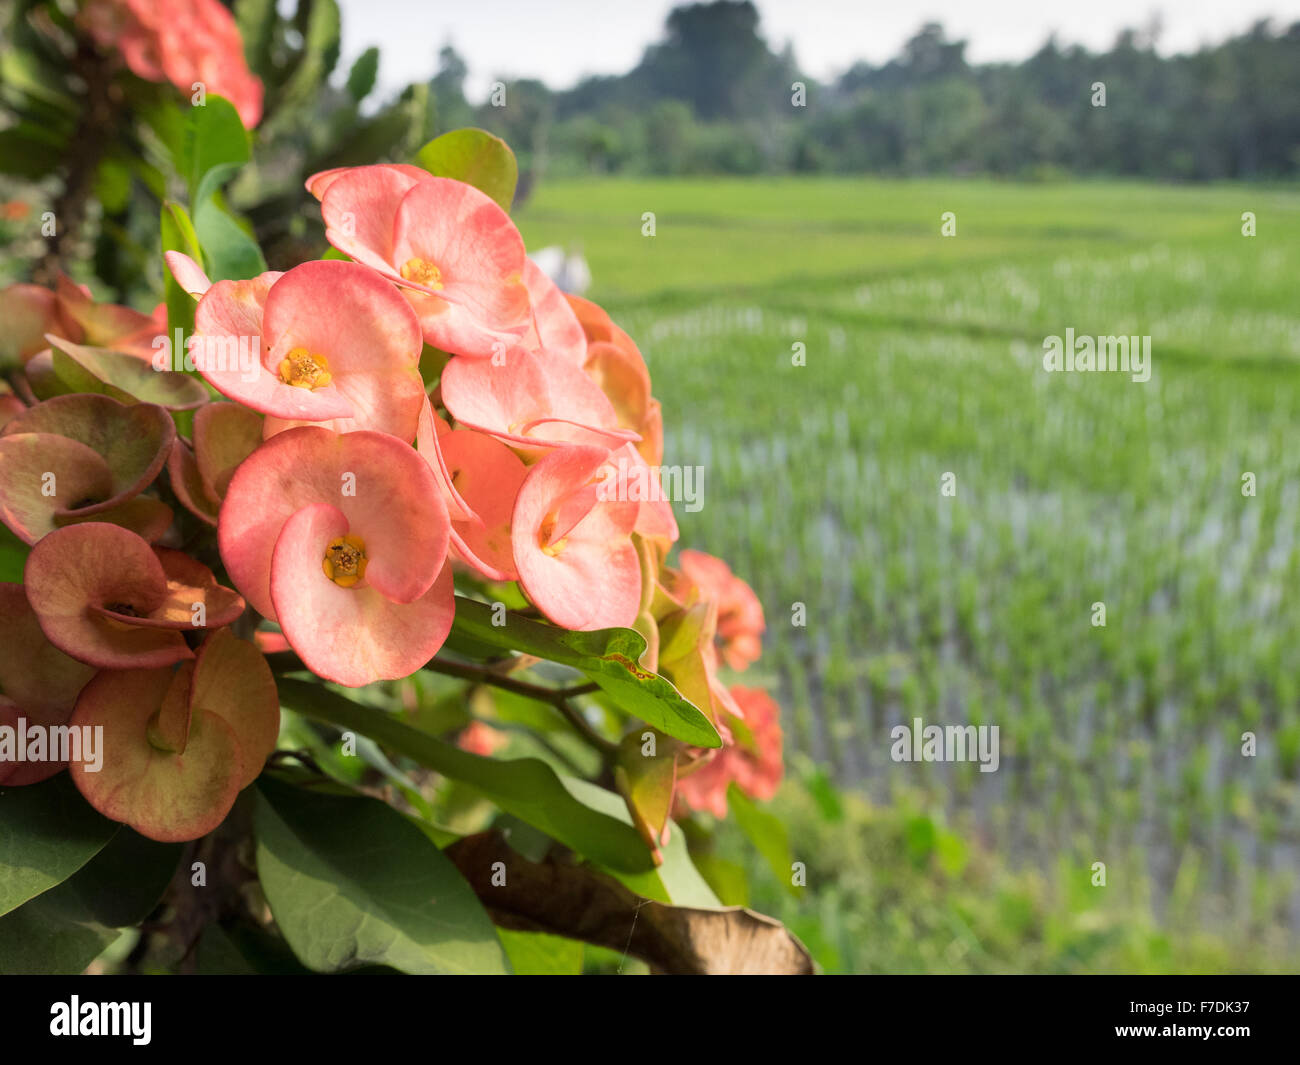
[275, 678, 659, 875]
[515, 174, 1300, 970]
[719, 767, 1296, 974]
[415, 128, 518, 211]
[254, 778, 508, 974]
[447, 597, 721, 747]
[487, 11, 1300, 180]
[0, 775, 118, 918]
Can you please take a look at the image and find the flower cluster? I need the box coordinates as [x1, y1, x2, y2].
[0, 155, 781, 841]
[78, 0, 263, 128]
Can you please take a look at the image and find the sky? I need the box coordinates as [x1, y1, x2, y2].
[332, 0, 1300, 101]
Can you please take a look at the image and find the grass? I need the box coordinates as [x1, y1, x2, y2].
[517, 176, 1300, 972]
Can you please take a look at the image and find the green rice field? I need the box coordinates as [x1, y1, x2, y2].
[519, 177, 1300, 970]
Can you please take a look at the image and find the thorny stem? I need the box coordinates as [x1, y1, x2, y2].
[267, 651, 617, 760]
[425, 656, 617, 758]
[34, 40, 121, 285]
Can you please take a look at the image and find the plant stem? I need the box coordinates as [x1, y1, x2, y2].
[426, 656, 617, 757]
[34, 41, 119, 285]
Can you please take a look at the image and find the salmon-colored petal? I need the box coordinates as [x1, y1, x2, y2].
[439, 427, 528, 581]
[270, 503, 455, 686]
[24, 523, 193, 668]
[520, 259, 586, 365]
[218, 427, 448, 620]
[403, 290, 529, 361]
[2, 394, 175, 508]
[415, 398, 476, 523]
[512, 445, 641, 630]
[0, 583, 96, 720]
[306, 162, 429, 201]
[190, 628, 279, 788]
[68, 667, 243, 842]
[164, 250, 212, 298]
[193, 401, 263, 500]
[441, 348, 638, 452]
[262, 259, 421, 376]
[388, 178, 530, 357]
[318, 165, 425, 276]
[0, 283, 62, 366]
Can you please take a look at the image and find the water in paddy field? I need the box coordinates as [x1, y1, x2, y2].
[621, 279, 1300, 942]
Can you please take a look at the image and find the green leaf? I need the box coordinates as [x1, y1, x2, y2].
[0, 879, 118, 975]
[414, 129, 518, 211]
[235, 0, 278, 78]
[0, 524, 28, 583]
[276, 678, 656, 874]
[270, 0, 341, 121]
[254, 778, 508, 974]
[45, 338, 209, 409]
[615, 728, 677, 853]
[561, 777, 723, 909]
[193, 198, 267, 282]
[0, 49, 79, 118]
[345, 47, 380, 102]
[94, 156, 133, 214]
[690, 852, 749, 906]
[59, 828, 181, 928]
[727, 783, 797, 895]
[181, 96, 251, 208]
[0, 126, 63, 179]
[0, 775, 118, 919]
[161, 201, 202, 339]
[448, 598, 721, 748]
[497, 928, 583, 974]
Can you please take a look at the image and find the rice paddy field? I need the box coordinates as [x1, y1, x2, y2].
[518, 177, 1300, 972]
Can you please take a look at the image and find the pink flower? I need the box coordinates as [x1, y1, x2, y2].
[676, 687, 784, 818]
[568, 293, 664, 466]
[191, 259, 425, 443]
[678, 549, 766, 671]
[23, 522, 245, 669]
[78, 0, 263, 128]
[308, 165, 530, 358]
[518, 259, 586, 364]
[68, 628, 280, 841]
[457, 721, 504, 757]
[0, 284, 62, 367]
[511, 444, 641, 630]
[441, 347, 638, 454]
[0, 276, 165, 368]
[0, 584, 96, 786]
[218, 427, 454, 686]
[416, 401, 528, 582]
[0, 394, 175, 545]
[168, 401, 264, 526]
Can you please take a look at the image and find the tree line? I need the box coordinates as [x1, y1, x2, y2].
[429, 1, 1300, 184]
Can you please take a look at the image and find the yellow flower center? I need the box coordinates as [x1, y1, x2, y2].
[279, 348, 333, 390]
[322, 534, 368, 588]
[400, 257, 444, 289]
[538, 514, 568, 557]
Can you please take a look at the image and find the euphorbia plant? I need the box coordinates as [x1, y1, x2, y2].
[0, 21, 803, 972]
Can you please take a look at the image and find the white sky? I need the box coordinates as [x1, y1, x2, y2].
[331, 0, 1300, 102]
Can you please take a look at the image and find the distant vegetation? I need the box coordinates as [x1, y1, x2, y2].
[431, 1, 1300, 187]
